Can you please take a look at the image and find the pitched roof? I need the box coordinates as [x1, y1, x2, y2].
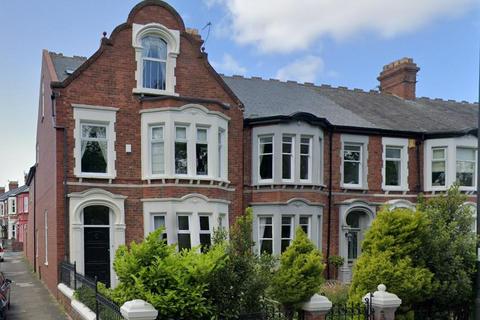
[47, 52, 477, 134]
[0, 185, 29, 201]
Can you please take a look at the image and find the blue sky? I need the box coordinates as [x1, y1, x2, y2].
[0, 0, 478, 188]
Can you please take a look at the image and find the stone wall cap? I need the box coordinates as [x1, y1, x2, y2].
[363, 284, 402, 309]
[121, 299, 158, 319]
[302, 293, 333, 312]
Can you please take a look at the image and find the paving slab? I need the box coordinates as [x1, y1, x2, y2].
[0, 251, 67, 320]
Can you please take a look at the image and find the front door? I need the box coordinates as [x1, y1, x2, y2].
[83, 205, 111, 287]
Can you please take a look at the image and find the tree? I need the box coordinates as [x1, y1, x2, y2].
[270, 227, 325, 316]
[419, 186, 476, 308]
[349, 208, 434, 309]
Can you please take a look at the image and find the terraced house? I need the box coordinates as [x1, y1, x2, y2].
[27, 0, 477, 297]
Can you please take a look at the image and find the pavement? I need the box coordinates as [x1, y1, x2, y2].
[0, 251, 68, 320]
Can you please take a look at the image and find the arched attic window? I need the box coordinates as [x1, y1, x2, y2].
[142, 36, 167, 90]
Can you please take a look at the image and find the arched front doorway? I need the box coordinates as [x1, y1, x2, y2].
[345, 210, 370, 264]
[83, 205, 111, 287]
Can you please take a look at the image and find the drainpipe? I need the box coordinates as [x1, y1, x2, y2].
[51, 92, 69, 262]
[415, 135, 424, 193]
[33, 171, 37, 272]
[326, 127, 333, 277]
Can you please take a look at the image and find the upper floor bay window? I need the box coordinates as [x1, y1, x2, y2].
[259, 136, 274, 182]
[456, 147, 476, 187]
[141, 36, 167, 90]
[343, 144, 362, 186]
[73, 104, 117, 179]
[425, 136, 477, 191]
[141, 105, 229, 181]
[132, 23, 180, 96]
[432, 147, 447, 187]
[252, 123, 324, 185]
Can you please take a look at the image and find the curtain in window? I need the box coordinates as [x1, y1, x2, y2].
[142, 36, 167, 59]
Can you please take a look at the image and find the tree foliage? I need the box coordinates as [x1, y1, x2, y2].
[269, 227, 325, 311]
[349, 208, 434, 308]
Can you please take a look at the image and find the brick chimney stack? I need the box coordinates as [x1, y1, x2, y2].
[8, 181, 18, 191]
[0, 187, 4, 195]
[378, 57, 419, 100]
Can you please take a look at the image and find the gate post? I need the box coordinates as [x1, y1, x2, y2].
[363, 284, 402, 320]
[120, 300, 158, 320]
[302, 294, 332, 320]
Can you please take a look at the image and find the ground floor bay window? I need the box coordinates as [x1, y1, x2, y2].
[142, 194, 229, 252]
[252, 200, 323, 255]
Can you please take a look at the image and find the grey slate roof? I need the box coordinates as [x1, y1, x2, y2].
[0, 185, 29, 201]
[48, 52, 477, 134]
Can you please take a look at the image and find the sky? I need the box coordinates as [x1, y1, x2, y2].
[0, 0, 478, 189]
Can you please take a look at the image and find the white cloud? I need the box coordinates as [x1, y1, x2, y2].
[210, 0, 476, 53]
[211, 53, 247, 75]
[276, 55, 324, 83]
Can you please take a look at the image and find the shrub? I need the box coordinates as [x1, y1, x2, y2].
[320, 281, 349, 305]
[269, 227, 325, 314]
[349, 208, 434, 309]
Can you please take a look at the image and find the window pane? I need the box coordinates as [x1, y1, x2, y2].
[81, 141, 107, 173]
[260, 136, 272, 144]
[142, 36, 167, 59]
[457, 161, 475, 186]
[433, 148, 445, 159]
[196, 143, 208, 175]
[432, 160, 446, 186]
[347, 232, 358, 260]
[260, 142, 273, 154]
[82, 125, 106, 139]
[282, 155, 292, 179]
[152, 127, 163, 140]
[199, 216, 210, 231]
[197, 128, 207, 142]
[344, 150, 360, 161]
[260, 240, 273, 254]
[178, 234, 191, 250]
[178, 216, 189, 230]
[84, 206, 109, 225]
[175, 142, 187, 174]
[386, 147, 401, 159]
[344, 145, 360, 152]
[176, 127, 187, 140]
[281, 240, 290, 253]
[151, 142, 165, 174]
[344, 162, 360, 184]
[300, 155, 309, 180]
[457, 148, 475, 161]
[346, 212, 360, 228]
[260, 155, 273, 179]
[153, 216, 165, 230]
[300, 143, 310, 154]
[200, 234, 211, 253]
[143, 60, 166, 90]
[386, 160, 400, 186]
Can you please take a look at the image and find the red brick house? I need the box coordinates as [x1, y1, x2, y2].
[27, 0, 477, 297]
[0, 181, 29, 244]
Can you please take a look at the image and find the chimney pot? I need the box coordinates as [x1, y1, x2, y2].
[8, 181, 18, 191]
[378, 57, 419, 100]
[0, 187, 5, 195]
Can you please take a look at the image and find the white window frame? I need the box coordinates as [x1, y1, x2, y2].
[8, 198, 16, 215]
[299, 136, 312, 182]
[258, 135, 274, 183]
[196, 127, 209, 176]
[258, 216, 274, 254]
[218, 128, 226, 179]
[174, 125, 189, 175]
[176, 214, 192, 251]
[198, 214, 213, 251]
[431, 147, 447, 188]
[132, 23, 180, 96]
[150, 125, 165, 175]
[382, 137, 409, 191]
[341, 135, 369, 190]
[0, 203, 3, 217]
[151, 213, 167, 240]
[141, 104, 229, 181]
[342, 144, 363, 188]
[280, 215, 294, 253]
[299, 215, 311, 238]
[73, 104, 118, 179]
[23, 196, 28, 213]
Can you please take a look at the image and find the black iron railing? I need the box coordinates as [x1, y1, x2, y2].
[326, 294, 374, 320]
[59, 261, 124, 320]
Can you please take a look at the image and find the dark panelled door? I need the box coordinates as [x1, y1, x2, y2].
[84, 227, 110, 287]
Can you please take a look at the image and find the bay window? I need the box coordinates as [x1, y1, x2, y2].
[456, 148, 475, 187]
[343, 144, 362, 186]
[151, 126, 165, 175]
[299, 215, 311, 237]
[432, 147, 446, 187]
[259, 136, 274, 181]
